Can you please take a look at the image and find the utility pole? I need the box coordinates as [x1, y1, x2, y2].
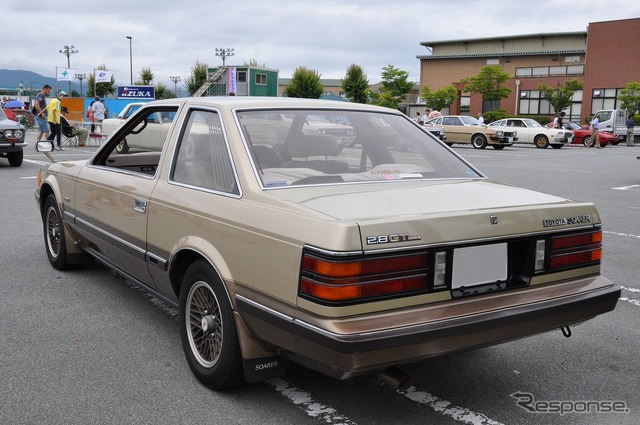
[215, 48, 235, 67]
[75, 73, 87, 97]
[59, 45, 78, 94]
[170, 76, 182, 97]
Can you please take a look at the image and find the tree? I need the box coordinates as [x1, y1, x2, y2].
[154, 82, 172, 100]
[87, 64, 116, 98]
[617, 82, 640, 117]
[370, 65, 414, 110]
[284, 67, 324, 99]
[185, 61, 209, 96]
[461, 65, 511, 112]
[420, 85, 458, 111]
[244, 58, 267, 67]
[137, 67, 155, 85]
[537, 78, 583, 114]
[341, 64, 369, 103]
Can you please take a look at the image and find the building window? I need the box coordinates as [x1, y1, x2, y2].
[566, 65, 584, 75]
[591, 88, 620, 114]
[519, 90, 583, 120]
[515, 65, 584, 78]
[564, 56, 580, 63]
[255, 73, 267, 85]
[532, 67, 549, 77]
[460, 96, 470, 114]
[486, 58, 500, 65]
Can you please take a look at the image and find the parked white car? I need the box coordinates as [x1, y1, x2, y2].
[489, 118, 573, 149]
[102, 102, 176, 153]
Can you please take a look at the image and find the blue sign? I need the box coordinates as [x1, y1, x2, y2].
[118, 85, 155, 99]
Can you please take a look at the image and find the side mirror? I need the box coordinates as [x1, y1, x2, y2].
[35, 140, 55, 152]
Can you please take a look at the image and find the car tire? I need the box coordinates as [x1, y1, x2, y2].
[551, 144, 564, 149]
[7, 150, 23, 167]
[471, 134, 487, 149]
[583, 136, 592, 147]
[534, 135, 549, 149]
[179, 260, 245, 390]
[43, 194, 72, 270]
[611, 139, 621, 146]
[445, 142, 454, 147]
[116, 139, 130, 154]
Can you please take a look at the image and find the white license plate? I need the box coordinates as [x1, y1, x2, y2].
[452, 243, 508, 289]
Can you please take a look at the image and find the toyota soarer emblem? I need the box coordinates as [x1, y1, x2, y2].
[490, 215, 498, 225]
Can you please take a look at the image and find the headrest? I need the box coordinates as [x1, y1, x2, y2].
[287, 135, 340, 158]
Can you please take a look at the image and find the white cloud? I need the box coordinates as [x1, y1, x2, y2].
[4, 0, 640, 88]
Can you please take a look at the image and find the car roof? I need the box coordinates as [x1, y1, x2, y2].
[147, 96, 398, 113]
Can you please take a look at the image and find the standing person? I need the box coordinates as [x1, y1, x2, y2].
[428, 108, 442, 120]
[414, 112, 423, 125]
[101, 99, 110, 119]
[421, 109, 431, 124]
[46, 91, 67, 150]
[589, 115, 601, 149]
[91, 96, 106, 135]
[86, 100, 95, 133]
[60, 106, 89, 146]
[626, 115, 636, 147]
[554, 111, 565, 129]
[34, 84, 52, 142]
[478, 113, 484, 124]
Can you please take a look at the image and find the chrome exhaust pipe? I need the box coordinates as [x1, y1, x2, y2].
[378, 367, 413, 391]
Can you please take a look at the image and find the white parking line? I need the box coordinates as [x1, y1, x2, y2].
[612, 185, 640, 190]
[603, 230, 640, 240]
[400, 386, 505, 425]
[268, 378, 357, 424]
[618, 286, 640, 307]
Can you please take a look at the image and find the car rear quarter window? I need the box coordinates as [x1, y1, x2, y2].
[172, 110, 239, 195]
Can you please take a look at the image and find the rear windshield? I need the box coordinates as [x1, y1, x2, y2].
[237, 109, 482, 188]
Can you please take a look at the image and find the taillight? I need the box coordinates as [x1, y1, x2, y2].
[300, 252, 429, 303]
[548, 230, 602, 270]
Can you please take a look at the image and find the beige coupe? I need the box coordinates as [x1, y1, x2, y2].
[426, 115, 517, 149]
[36, 97, 619, 390]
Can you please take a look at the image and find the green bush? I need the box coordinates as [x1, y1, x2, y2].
[481, 110, 508, 123]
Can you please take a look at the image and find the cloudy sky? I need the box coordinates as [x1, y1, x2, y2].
[4, 1, 640, 89]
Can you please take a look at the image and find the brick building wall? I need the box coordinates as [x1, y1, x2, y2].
[582, 18, 640, 121]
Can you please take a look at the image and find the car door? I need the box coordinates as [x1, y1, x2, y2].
[441, 116, 471, 143]
[507, 119, 533, 143]
[73, 105, 179, 288]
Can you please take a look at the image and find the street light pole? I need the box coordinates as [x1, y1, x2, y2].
[75, 73, 87, 97]
[215, 48, 235, 67]
[126, 36, 133, 85]
[170, 76, 181, 97]
[59, 45, 78, 94]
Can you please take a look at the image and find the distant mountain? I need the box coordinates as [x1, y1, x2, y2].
[0, 69, 82, 95]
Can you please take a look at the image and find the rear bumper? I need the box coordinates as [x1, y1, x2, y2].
[237, 275, 619, 379]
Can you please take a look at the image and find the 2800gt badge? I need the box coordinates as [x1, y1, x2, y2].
[366, 233, 422, 245]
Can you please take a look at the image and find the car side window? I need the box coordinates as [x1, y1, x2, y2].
[93, 106, 178, 176]
[443, 117, 458, 126]
[172, 110, 239, 195]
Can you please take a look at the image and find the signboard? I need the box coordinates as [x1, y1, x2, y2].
[228, 67, 237, 95]
[118, 85, 155, 99]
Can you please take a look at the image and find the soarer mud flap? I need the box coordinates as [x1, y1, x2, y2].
[243, 356, 287, 383]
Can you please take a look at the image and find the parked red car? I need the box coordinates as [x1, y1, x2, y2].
[2, 108, 18, 122]
[547, 122, 619, 147]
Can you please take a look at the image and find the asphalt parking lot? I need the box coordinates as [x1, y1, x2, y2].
[1, 131, 639, 425]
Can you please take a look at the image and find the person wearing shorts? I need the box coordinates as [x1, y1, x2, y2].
[34, 84, 52, 141]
